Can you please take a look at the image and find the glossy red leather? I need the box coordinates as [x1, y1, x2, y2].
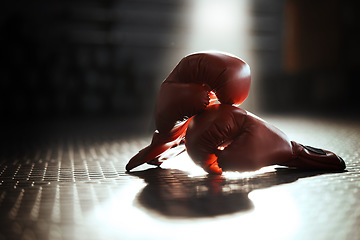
[185, 104, 346, 174]
[126, 52, 251, 171]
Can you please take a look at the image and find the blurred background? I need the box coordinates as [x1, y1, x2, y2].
[1, 0, 359, 130]
[1, 2, 360, 240]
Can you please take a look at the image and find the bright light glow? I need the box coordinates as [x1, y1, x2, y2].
[85, 178, 300, 240]
[185, 0, 251, 58]
[160, 152, 208, 177]
[222, 165, 278, 180]
[195, 1, 239, 32]
[247, 187, 301, 239]
[83, 150, 300, 240]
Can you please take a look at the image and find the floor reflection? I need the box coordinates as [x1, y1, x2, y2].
[131, 168, 252, 217]
[129, 164, 345, 218]
[0, 115, 357, 240]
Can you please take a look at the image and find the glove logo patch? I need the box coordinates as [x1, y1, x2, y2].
[302, 145, 326, 155]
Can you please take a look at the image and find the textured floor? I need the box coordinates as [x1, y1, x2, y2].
[0, 115, 359, 240]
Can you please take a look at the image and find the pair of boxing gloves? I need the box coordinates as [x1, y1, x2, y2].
[126, 51, 345, 174]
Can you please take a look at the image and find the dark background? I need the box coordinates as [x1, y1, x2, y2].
[1, 0, 359, 132]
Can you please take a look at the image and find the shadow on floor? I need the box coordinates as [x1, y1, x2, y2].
[129, 167, 345, 218]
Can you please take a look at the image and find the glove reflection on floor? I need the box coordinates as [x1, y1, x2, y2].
[126, 51, 251, 171]
[185, 104, 346, 175]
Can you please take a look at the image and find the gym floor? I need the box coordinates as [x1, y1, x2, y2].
[0, 115, 359, 240]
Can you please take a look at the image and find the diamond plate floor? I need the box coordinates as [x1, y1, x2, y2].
[0, 115, 359, 240]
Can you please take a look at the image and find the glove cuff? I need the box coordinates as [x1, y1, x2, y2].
[284, 141, 346, 170]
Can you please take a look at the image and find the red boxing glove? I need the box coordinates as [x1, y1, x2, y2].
[185, 104, 346, 174]
[126, 52, 251, 171]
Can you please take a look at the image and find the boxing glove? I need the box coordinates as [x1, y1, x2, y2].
[185, 104, 346, 174]
[126, 52, 251, 171]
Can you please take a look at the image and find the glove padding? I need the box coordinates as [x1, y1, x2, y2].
[126, 52, 251, 171]
[185, 104, 346, 174]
